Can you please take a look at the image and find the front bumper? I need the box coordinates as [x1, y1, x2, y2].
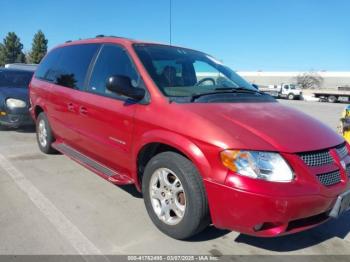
[204, 150, 350, 237]
[204, 179, 342, 237]
[0, 112, 34, 128]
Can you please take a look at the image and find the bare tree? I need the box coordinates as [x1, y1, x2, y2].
[296, 72, 324, 89]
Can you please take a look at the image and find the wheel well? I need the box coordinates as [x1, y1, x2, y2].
[34, 106, 44, 119]
[137, 143, 186, 187]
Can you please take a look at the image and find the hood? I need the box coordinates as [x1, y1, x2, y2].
[180, 101, 343, 153]
[0, 86, 29, 102]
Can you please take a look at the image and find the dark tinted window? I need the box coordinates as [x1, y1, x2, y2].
[54, 44, 99, 90]
[35, 44, 99, 90]
[34, 48, 61, 81]
[0, 70, 34, 88]
[88, 45, 139, 97]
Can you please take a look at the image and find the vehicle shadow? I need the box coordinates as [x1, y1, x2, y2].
[0, 125, 10, 131]
[15, 125, 36, 133]
[118, 184, 143, 199]
[188, 225, 230, 242]
[0, 125, 35, 133]
[234, 212, 350, 252]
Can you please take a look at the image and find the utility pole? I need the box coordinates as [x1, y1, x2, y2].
[169, 0, 172, 45]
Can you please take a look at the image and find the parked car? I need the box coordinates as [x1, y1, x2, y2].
[29, 36, 350, 240]
[0, 68, 35, 128]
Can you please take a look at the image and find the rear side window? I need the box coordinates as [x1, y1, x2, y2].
[35, 48, 61, 82]
[35, 44, 99, 90]
[54, 44, 99, 90]
[88, 45, 139, 97]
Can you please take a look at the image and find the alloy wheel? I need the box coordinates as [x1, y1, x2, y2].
[38, 119, 48, 148]
[149, 168, 186, 225]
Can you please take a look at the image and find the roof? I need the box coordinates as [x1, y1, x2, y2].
[54, 35, 198, 53]
[4, 63, 37, 71]
[0, 67, 35, 73]
[57, 35, 154, 48]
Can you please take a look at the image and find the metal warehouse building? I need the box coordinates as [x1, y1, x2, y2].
[237, 71, 350, 89]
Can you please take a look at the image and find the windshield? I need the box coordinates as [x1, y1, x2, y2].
[290, 84, 299, 90]
[133, 44, 255, 98]
[0, 70, 33, 88]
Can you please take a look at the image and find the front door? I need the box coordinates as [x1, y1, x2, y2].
[73, 44, 142, 176]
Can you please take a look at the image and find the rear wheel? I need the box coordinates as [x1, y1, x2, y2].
[328, 95, 337, 103]
[142, 152, 210, 239]
[36, 112, 57, 154]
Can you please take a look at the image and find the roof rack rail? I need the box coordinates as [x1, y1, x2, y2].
[95, 35, 131, 40]
[65, 40, 72, 43]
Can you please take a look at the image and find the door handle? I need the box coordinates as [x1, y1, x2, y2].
[67, 102, 75, 112]
[79, 106, 88, 116]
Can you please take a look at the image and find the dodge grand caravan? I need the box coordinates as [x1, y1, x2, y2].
[29, 36, 350, 239]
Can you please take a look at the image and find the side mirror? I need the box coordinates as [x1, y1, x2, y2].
[106, 75, 145, 101]
[252, 84, 259, 90]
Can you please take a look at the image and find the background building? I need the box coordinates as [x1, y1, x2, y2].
[238, 71, 350, 89]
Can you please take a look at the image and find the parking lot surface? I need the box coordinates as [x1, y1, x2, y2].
[0, 100, 349, 255]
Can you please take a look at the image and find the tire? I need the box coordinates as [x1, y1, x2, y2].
[36, 112, 57, 154]
[142, 151, 210, 239]
[287, 93, 295, 100]
[328, 95, 337, 103]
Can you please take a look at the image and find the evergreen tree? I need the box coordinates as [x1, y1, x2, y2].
[28, 30, 48, 64]
[0, 44, 5, 66]
[0, 32, 25, 66]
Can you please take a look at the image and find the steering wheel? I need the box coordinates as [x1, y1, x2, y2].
[195, 77, 216, 86]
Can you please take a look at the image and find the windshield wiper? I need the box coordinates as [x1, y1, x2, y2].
[215, 87, 263, 93]
[190, 87, 263, 102]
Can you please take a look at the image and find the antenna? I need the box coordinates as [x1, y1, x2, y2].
[169, 0, 172, 45]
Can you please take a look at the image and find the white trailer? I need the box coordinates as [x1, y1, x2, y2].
[313, 87, 350, 103]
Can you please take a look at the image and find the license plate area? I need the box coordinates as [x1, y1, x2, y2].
[329, 190, 350, 218]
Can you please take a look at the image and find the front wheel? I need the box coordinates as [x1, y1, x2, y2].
[142, 152, 210, 239]
[287, 93, 295, 100]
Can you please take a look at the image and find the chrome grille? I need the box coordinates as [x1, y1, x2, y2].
[336, 144, 348, 159]
[299, 150, 333, 166]
[317, 170, 341, 186]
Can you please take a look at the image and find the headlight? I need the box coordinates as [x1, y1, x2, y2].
[220, 150, 294, 182]
[6, 98, 27, 109]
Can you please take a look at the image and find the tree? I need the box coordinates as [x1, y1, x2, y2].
[28, 30, 48, 64]
[0, 44, 5, 66]
[296, 72, 324, 89]
[0, 32, 25, 66]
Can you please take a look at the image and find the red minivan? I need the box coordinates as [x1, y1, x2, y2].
[29, 36, 350, 239]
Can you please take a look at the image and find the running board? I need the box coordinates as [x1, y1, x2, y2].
[53, 142, 134, 185]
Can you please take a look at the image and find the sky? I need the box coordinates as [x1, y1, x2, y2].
[1, 0, 349, 71]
